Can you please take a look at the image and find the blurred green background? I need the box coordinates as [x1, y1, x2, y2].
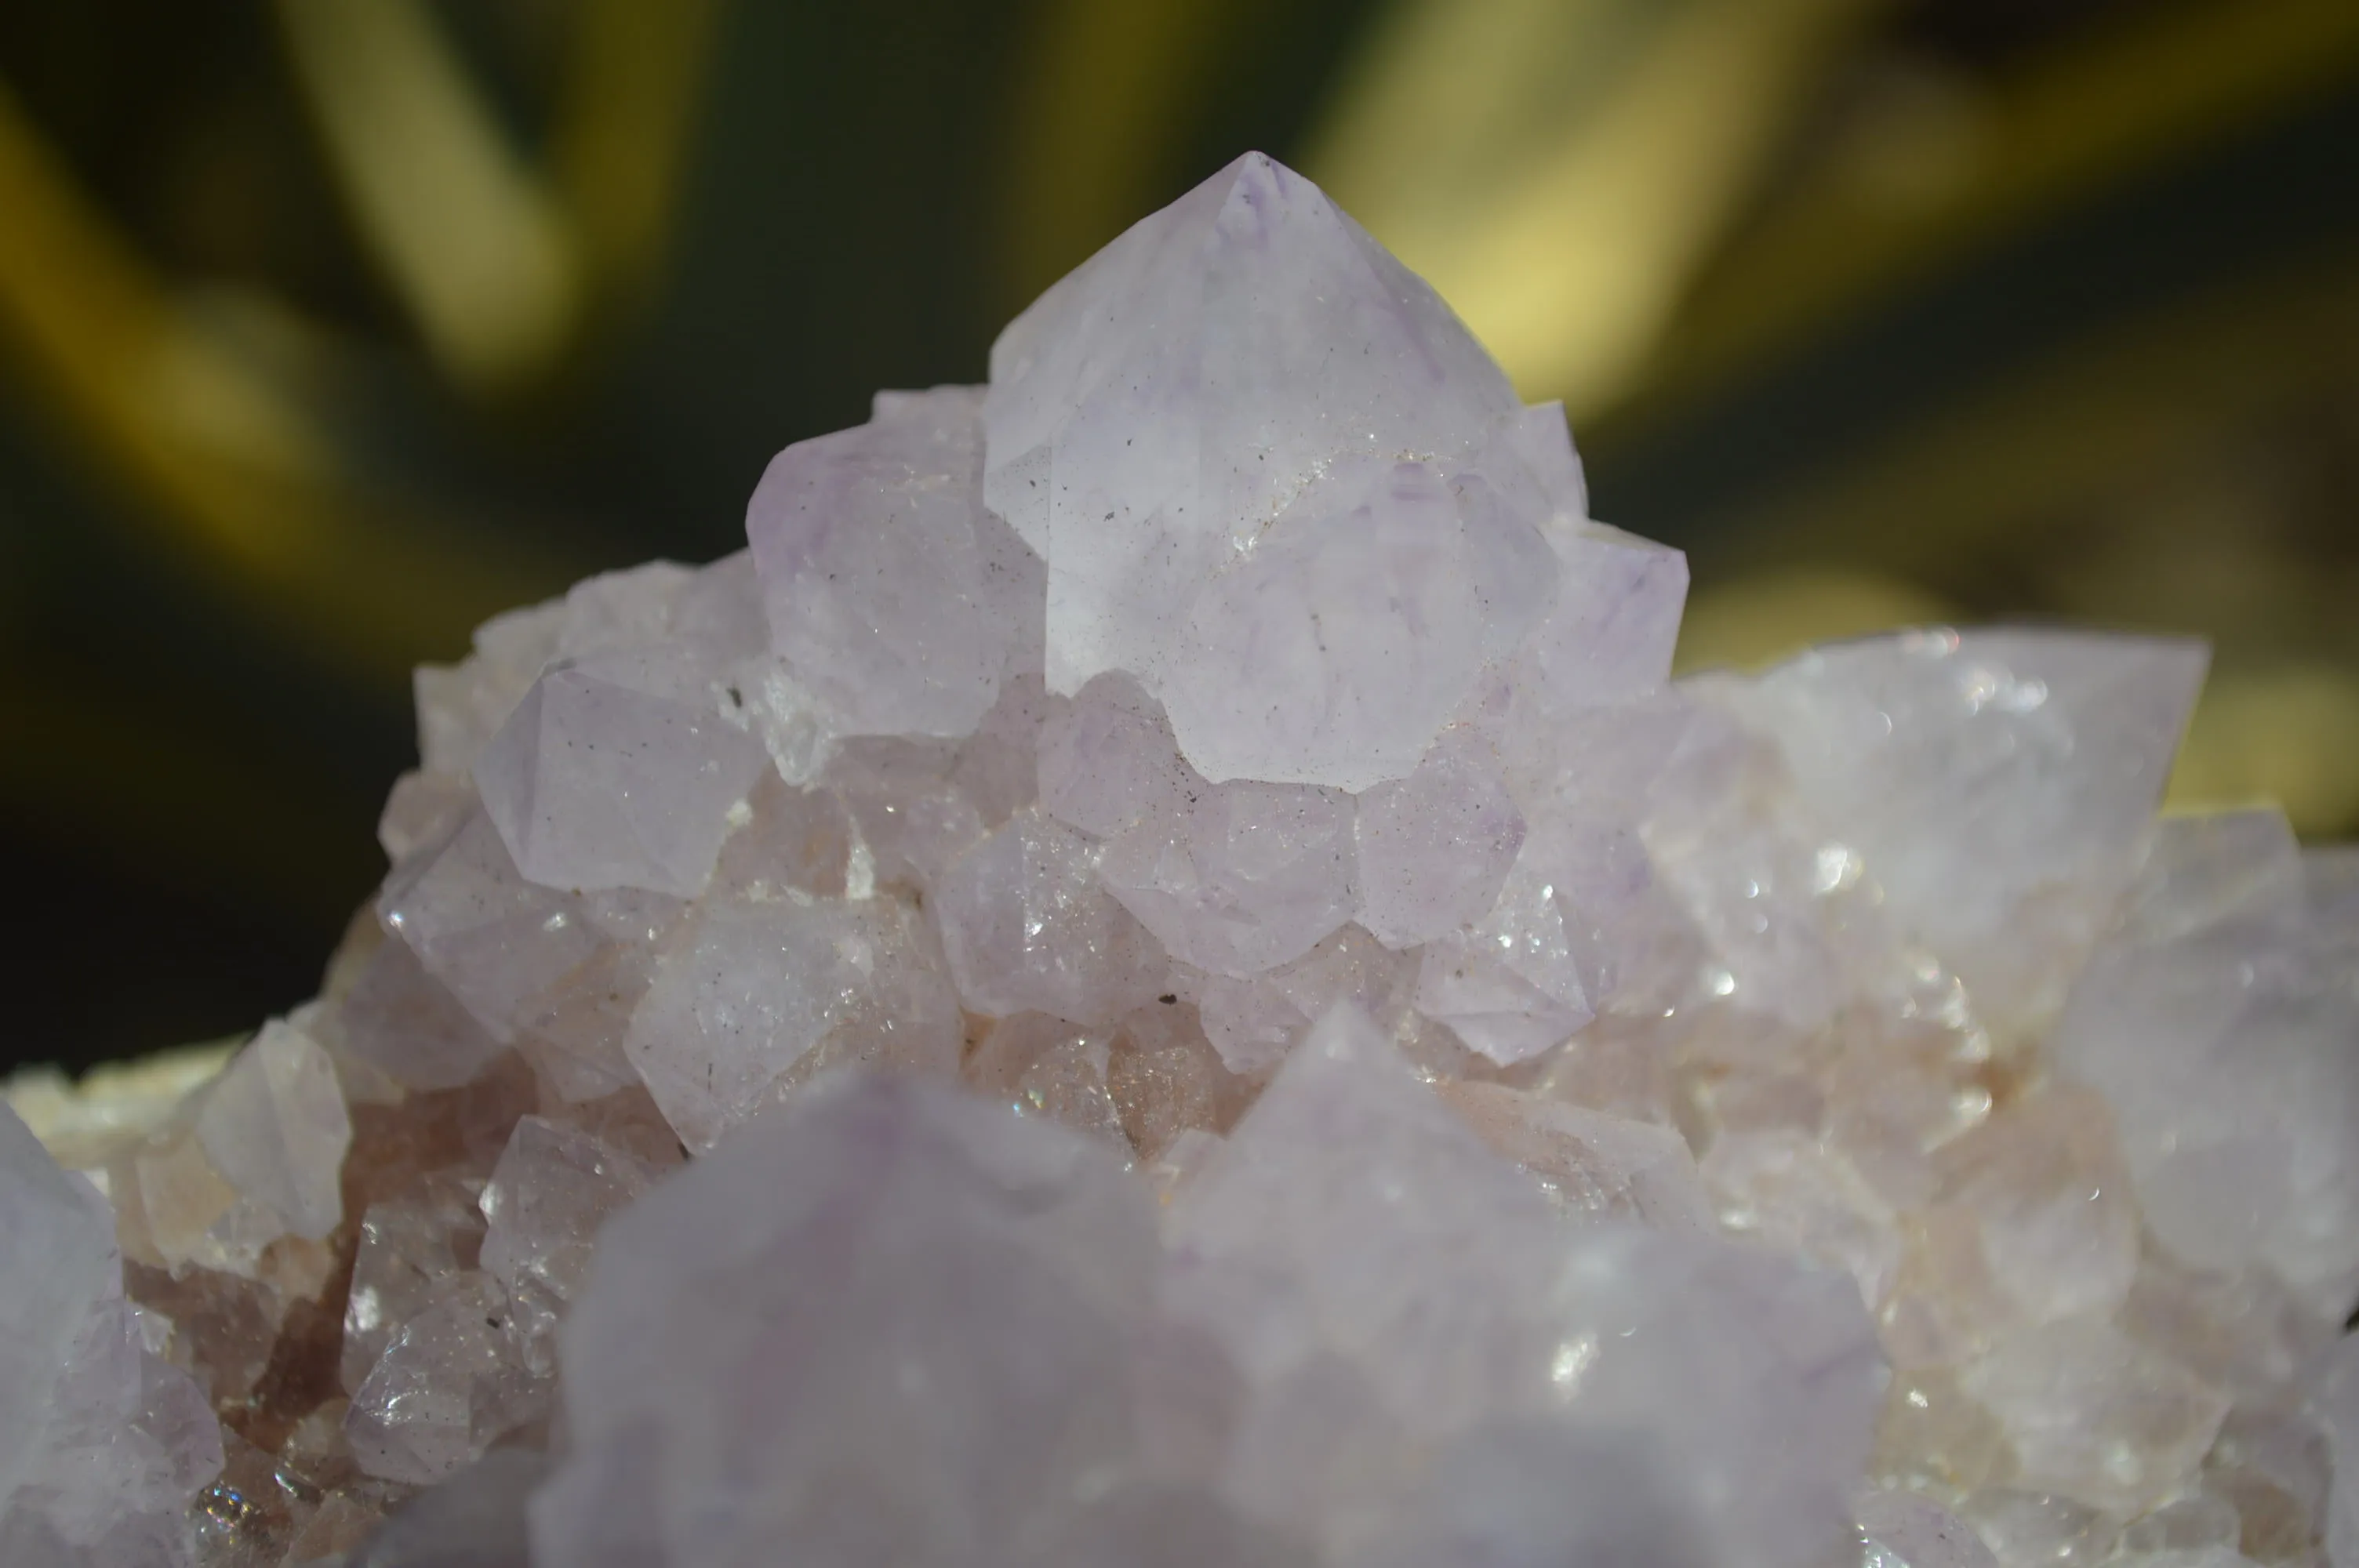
[2, 0, 2355, 1073]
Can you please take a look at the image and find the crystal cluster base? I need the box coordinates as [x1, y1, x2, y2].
[4, 152, 2357, 1568]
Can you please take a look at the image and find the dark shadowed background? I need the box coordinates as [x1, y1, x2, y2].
[3, 0, 2356, 1073]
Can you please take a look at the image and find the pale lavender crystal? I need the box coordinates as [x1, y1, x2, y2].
[747, 386, 1042, 739]
[21, 1283, 222, 1547]
[340, 927, 507, 1092]
[820, 738, 990, 895]
[381, 810, 608, 1036]
[474, 647, 770, 898]
[380, 811, 679, 1091]
[1099, 779, 1358, 978]
[983, 154, 1520, 699]
[49, 136, 2359, 1568]
[414, 600, 566, 779]
[933, 808, 1169, 1025]
[1508, 516, 1688, 716]
[621, 894, 961, 1152]
[1156, 456, 1496, 789]
[536, 1073, 1157, 1568]
[1037, 673, 1201, 839]
[1411, 785, 1691, 1066]
[412, 553, 764, 786]
[2054, 808, 2359, 1318]
[1351, 726, 1525, 949]
[1166, 1007, 1883, 1568]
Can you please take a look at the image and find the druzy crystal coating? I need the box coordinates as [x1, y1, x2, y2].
[4, 152, 2356, 1568]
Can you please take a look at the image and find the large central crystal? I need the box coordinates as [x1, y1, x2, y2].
[4, 152, 2357, 1568]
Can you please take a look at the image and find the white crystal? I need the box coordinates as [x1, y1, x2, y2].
[1732, 628, 2207, 1033]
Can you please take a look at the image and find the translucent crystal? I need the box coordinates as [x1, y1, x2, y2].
[1438, 1080, 1714, 1231]
[622, 893, 961, 1152]
[32, 144, 2359, 1568]
[342, 1178, 489, 1393]
[1928, 1084, 2140, 1328]
[1350, 726, 1525, 949]
[1732, 628, 2208, 1034]
[933, 808, 1169, 1025]
[1181, 924, 1417, 1076]
[0, 1105, 220, 1552]
[539, 1074, 1155, 1567]
[961, 1013, 1129, 1152]
[478, 1116, 665, 1363]
[1960, 1317, 2230, 1513]
[2323, 1330, 2359, 1568]
[117, 1018, 351, 1279]
[345, 1272, 543, 1486]
[1702, 1128, 1906, 1309]
[1856, 1489, 2000, 1568]
[2054, 808, 2359, 1319]
[747, 386, 1042, 739]
[1166, 1006, 1884, 1568]
[983, 152, 1524, 767]
[1099, 779, 1358, 978]
[1037, 672, 1201, 838]
[474, 648, 770, 898]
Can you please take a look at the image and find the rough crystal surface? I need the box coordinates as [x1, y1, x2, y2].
[11, 148, 2359, 1568]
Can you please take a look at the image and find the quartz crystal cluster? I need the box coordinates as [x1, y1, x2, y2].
[5, 151, 2357, 1568]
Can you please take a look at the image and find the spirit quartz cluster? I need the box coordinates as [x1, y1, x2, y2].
[5, 152, 2358, 1568]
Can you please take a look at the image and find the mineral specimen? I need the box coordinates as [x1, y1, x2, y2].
[4, 150, 2355, 1568]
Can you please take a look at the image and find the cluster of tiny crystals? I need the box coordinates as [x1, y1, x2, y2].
[5, 152, 2358, 1568]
